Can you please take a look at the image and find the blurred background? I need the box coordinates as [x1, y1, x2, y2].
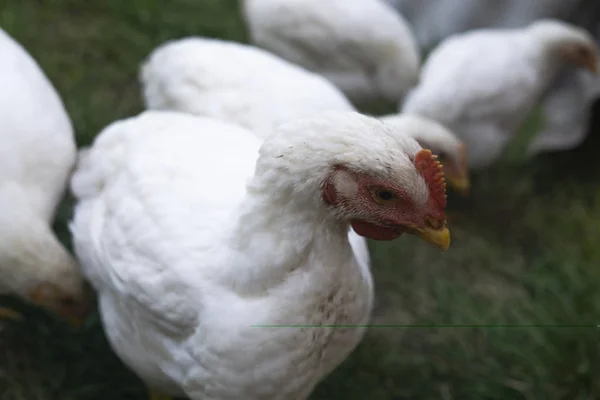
[1, 0, 600, 399]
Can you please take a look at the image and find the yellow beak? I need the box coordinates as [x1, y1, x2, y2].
[415, 225, 451, 251]
[446, 174, 470, 196]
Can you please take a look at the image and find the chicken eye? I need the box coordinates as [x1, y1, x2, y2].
[371, 188, 397, 204]
[379, 191, 393, 200]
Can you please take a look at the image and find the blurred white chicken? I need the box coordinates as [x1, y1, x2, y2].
[0, 28, 91, 324]
[384, 1, 600, 158]
[401, 19, 598, 168]
[140, 37, 468, 194]
[70, 110, 450, 400]
[241, 0, 421, 104]
[140, 36, 353, 139]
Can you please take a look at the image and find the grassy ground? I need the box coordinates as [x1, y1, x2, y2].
[1, 1, 600, 399]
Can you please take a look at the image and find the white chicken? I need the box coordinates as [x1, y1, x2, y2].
[0, 27, 91, 324]
[241, 0, 421, 104]
[401, 19, 598, 169]
[140, 36, 353, 139]
[70, 110, 450, 400]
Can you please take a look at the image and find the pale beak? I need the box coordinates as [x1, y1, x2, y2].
[415, 225, 451, 251]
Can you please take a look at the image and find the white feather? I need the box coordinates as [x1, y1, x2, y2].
[140, 37, 353, 139]
[0, 27, 84, 302]
[528, 68, 600, 156]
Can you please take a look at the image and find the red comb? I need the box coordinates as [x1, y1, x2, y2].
[414, 149, 447, 210]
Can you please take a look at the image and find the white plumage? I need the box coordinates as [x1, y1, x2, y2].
[380, 114, 463, 158]
[527, 69, 600, 156]
[0, 27, 90, 321]
[401, 19, 598, 168]
[140, 36, 353, 139]
[70, 110, 449, 399]
[241, 0, 421, 103]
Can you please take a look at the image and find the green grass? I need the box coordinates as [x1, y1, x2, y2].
[1, 1, 600, 399]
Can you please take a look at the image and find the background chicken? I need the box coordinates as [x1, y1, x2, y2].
[242, 0, 421, 104]
[401, 20, 598, 168]
[0, 27, 92, 325]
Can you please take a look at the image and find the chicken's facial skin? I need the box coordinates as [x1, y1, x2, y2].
[322, 149, 450, 251]
[561, 42, 598, 73]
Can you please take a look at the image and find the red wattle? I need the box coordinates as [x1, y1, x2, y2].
[351, 220, 402, 241]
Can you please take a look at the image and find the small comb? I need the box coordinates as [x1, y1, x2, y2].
[414, 149, 447, 210]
